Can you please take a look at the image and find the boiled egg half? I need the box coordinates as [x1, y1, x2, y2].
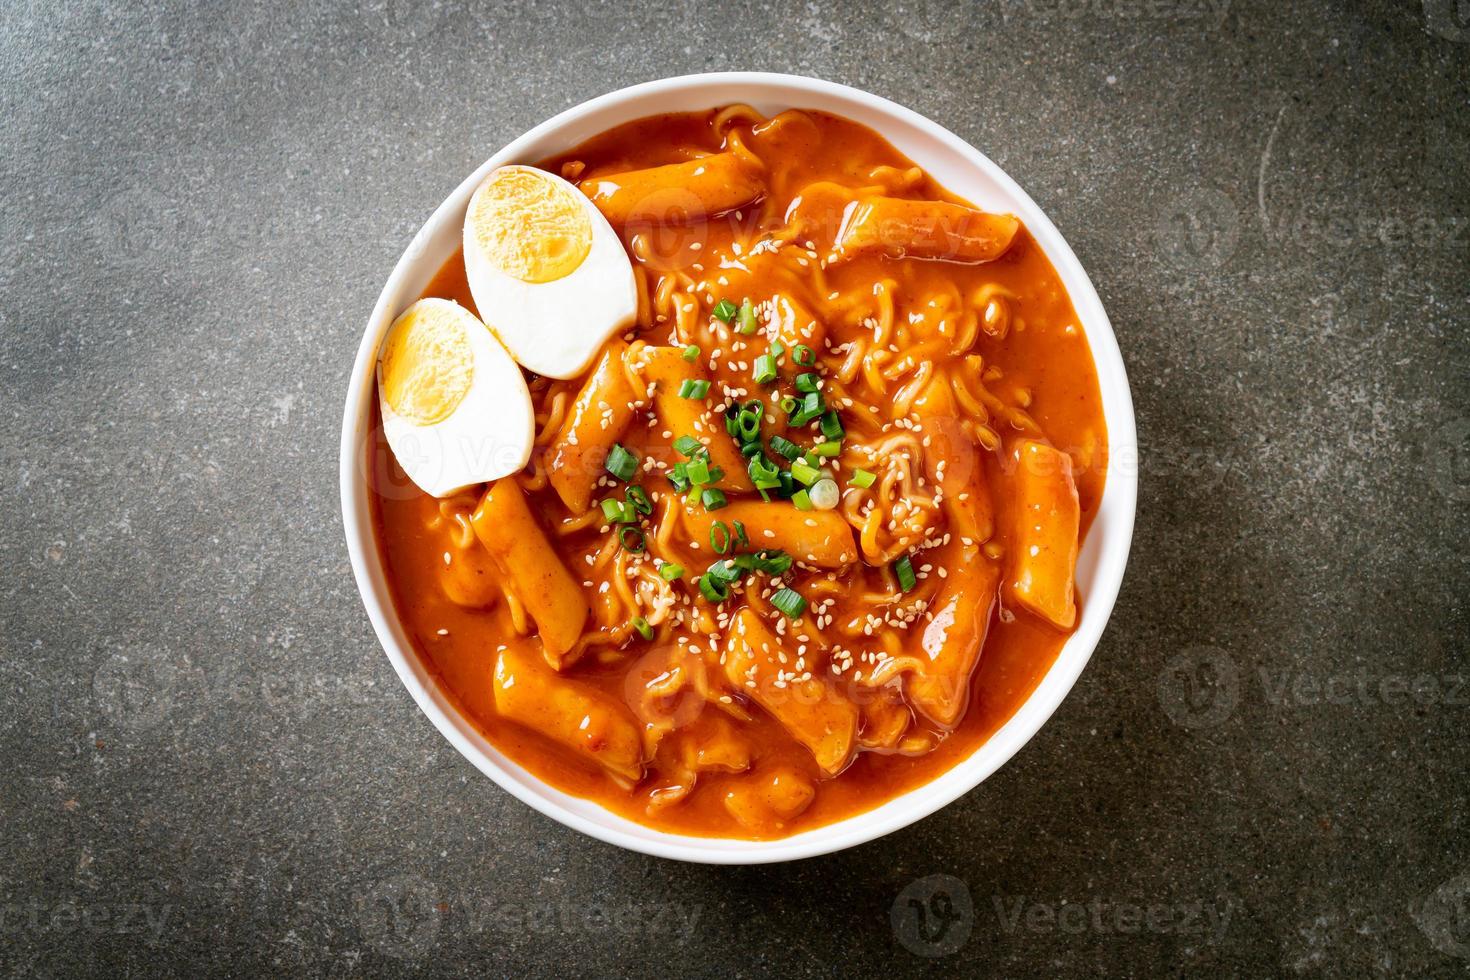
[377, 298, 534, 498]
[463, 165, 637, 379]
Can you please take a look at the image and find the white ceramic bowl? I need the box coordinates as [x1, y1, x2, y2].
[340, 72, 1137, 864]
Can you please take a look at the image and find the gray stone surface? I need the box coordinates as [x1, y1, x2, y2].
[2, 0, 1466, 975]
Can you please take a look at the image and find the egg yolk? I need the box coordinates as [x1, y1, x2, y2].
[380, 304, 474, 425]
[469, 167, 591, 283]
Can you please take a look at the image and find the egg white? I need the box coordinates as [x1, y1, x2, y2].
[463, 166, 637, 380]
[377, 298, 534, 498]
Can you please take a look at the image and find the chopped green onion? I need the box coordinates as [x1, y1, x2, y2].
[701, 488, 728, 511]
[770, 435, 803, 461]
[732, 521, 749, 549]
[677, 378, 710, 399]
[813, 440, 842, 458]
[658, 562, 684, 581]
[632, 616, 654, 640]
[809, 478, 840, 510]
[701, 559, 747, 603]
[893, 554, 917, 592]
[710, 521, 731, 554]
[712, 299, 738, 323]
[600, 498, 634, 523]
[803, 391, 826, 421]
[736, 407, 762, 443]
[779, 395, 798, 415]
[673, 435, 704, 458]
[752, 549, 792, 574]
[682, 344, 701, 362]
[625, 485, 652, 516]
[770, 339, 785, 357]
[770, 587, 808, 620]
[794, 372, 820, 394]
[777, 470, 797, 498]
[737, 299, 757, 335]
[849, 468, 877, 489]
[791, 489, 814, 511]
[820, 410, 844, 441]
[604, 443, 638, 482]
[791, 460, 821, 486]
[705, 559, 743, 587]
[753, 354, 778, 385]
[732, 550, 791, 575]
[749, 453, 781, 486]
[790, 390, 825, 427]
[793, 344, 816, 367]
[686, 457, 711, 486]
[668, 462, 691, 493]
[736, 406, 761, 435]
[699, 574, 729, 602]
[619, 526, 646, 552]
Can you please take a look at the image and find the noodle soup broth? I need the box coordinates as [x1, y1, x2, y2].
[369, 106, 1107, 840]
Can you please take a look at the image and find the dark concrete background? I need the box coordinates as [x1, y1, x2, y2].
[2, 0, 1467, 975]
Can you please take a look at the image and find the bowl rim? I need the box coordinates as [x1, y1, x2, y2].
[339, 70, 1138, 864]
